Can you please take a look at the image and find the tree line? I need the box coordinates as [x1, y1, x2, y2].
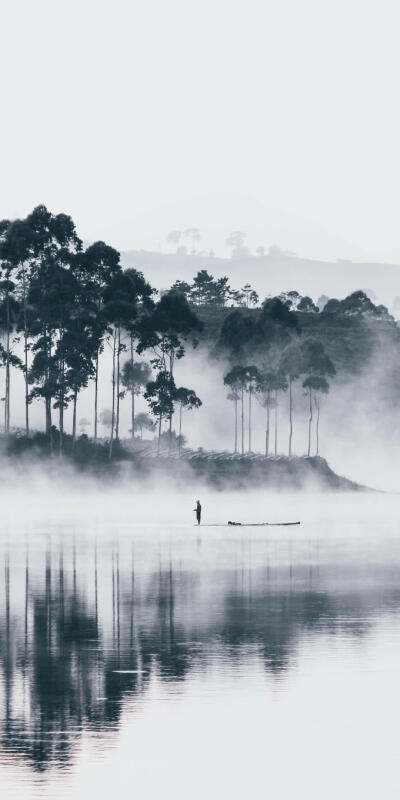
[218, 286, 396, 457]
[3, 205, 390, 460]
[221, 298, 336, 457]
[172, 271, 259, 308]
[0, 206, 203, 458]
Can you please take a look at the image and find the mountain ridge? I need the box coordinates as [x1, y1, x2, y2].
[120, 249, 400, 307]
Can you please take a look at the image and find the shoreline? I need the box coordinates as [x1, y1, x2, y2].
[0, 436, 371, 491]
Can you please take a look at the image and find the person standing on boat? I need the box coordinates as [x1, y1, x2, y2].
[194, 500, 202, 525]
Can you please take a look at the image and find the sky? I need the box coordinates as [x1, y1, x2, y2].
[2, 0, 400, 262]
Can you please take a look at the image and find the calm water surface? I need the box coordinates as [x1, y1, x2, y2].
[1, 491, 400, 799]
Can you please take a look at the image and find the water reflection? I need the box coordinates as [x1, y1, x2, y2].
[1, 531, 400, 774]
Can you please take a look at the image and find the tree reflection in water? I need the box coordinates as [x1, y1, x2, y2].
[1, 534, 400, 772]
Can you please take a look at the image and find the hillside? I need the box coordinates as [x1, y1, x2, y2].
[121, 249, 400, 309]
[195, 304, 400, 383]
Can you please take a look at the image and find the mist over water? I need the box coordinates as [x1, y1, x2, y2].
[3, 273, 399, 493]
[1, 490, 400, 799]
[3, 0, 400, 796]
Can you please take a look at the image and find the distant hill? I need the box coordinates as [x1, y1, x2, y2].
[120, 249, 400, 308]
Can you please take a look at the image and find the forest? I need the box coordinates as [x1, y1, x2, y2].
[0, 206, 397, 464]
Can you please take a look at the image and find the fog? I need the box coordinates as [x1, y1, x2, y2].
[3, 1, 400, 264]
[3, 3, 400, 797]
[0, 478, 397, 533]
[3, 313, 400, 493]
[1, 485, 400, 799]
[122, 249, 400, 314]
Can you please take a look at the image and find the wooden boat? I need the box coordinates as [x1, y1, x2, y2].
[199, 521, 301, 527]
[229, 521, 300, 526]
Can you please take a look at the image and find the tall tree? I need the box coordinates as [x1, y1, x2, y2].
[122, 268, 154, 443]
[102, 273, 136, 457]
[224, 366, 245, 455]
[0, 277, 20, 435]
[121, 361, 151, 441]
[254, 371, 274, 456]
[174, 386, 202, 455]
[1, 217, 34, 434]
[53, 268, 81, 456]
[227, 391, 240, 453]
[271, 372, 288, 456]
[63, 312, 97, 445]
[256, 371, 287, 456]
[138, 290, 202, 448]
[224, 365, 259, 455]
[78, 242, 121, 441]
[27, 207, 82, 453]
[303, 376, 329, 456]
[280, 343, 303, 456]
[0, 218, 28, 435]
[246, 366, 261, 453]
[102, 269, 153, 457]
[301, 340, 335, 456]
[313, 384, 328, 455]
[144, 370, 177, 454]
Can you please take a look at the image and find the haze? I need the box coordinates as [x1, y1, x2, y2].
[2, 490, 400, 799]
[2, 0, 400, 262]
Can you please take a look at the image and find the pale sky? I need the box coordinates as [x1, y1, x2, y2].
[2, 0, 400, 261]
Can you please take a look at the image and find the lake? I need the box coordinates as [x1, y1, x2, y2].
[0, 488, 399, 799]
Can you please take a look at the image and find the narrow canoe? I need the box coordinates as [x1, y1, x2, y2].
[198, 521, 301, 527]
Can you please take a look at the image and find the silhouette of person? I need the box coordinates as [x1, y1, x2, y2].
[194, 500, 201, 525]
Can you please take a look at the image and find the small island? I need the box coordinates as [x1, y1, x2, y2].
[0, 205, 397, 493]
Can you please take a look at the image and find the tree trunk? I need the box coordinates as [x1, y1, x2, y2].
[248, 386, 252, 453]
[130, 336, 135, 440]
[59, 339, 64, 458]
[22, 267, 29, 436]
[72, 390, 77, 446]
[179, 404, 182, 456]
[274, 389, 278, 456]
[5, 294, 10, 435]
[59, 388, 64, 457]
[234, 399, 238, 453]
[307, 387, 313, 457]
[315, 396, 320, 456]
[168, 409, 173, 455]
[46, 331, 53, 454]
[109, 330, 116, 460]
[241, 388, 244, 455]
[168, 348, 175, 454]
[94, 349, 99, 441]
[116, 326, 121, 442]
[157, 412, 162, 455]
[288, 377, 293, 457]
[45, 398, 51, 437]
